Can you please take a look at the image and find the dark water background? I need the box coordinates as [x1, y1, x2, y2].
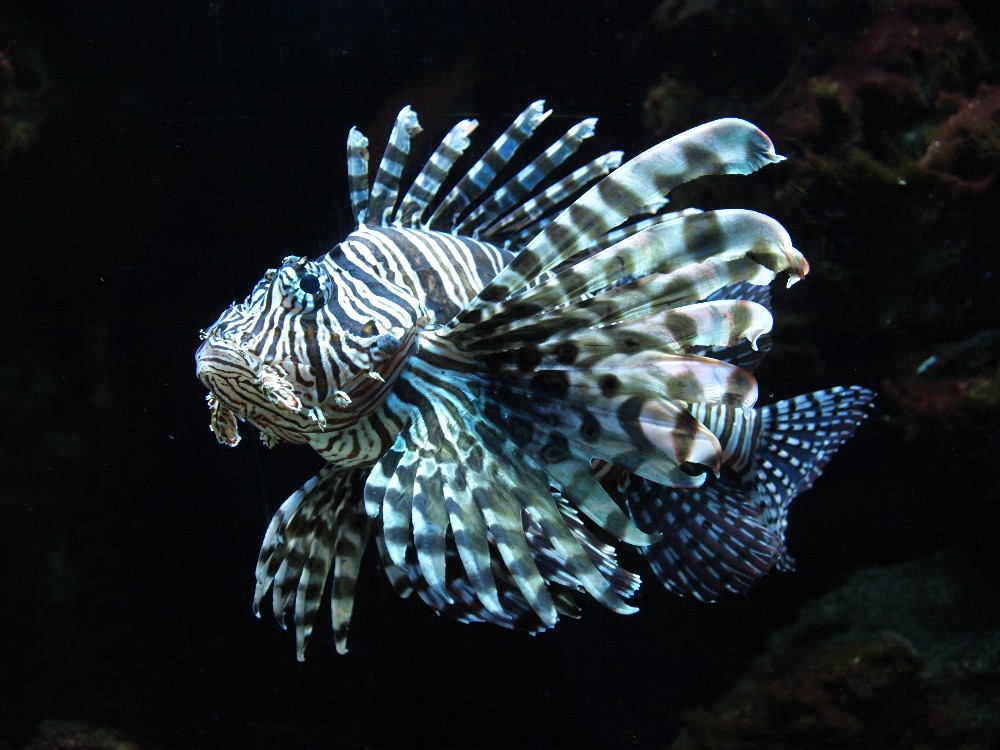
[2, 1, 999, 748]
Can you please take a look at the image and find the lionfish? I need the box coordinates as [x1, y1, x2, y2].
[195, 101, 874, 659]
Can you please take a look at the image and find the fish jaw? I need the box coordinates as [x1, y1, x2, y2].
[195, 333, 318, 445]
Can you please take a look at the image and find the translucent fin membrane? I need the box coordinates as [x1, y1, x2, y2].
[624, 477, 781, 602]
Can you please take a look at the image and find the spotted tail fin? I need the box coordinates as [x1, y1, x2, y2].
[752, 385, 876, 570]
[623, 386, 875, 600]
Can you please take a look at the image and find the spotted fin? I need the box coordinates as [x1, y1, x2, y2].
[622, 475, 781, 601]
[752, 386, 877, 569]
[620, 386, 875, 598]
[463, 290, 775, 490]
[357, 119, 803, 627]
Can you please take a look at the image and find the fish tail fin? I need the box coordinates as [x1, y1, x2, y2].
[622, 385, 875, 600]
[753, 385, 876, 570]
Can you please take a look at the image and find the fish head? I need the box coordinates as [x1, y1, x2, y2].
[195, 252, 427, 447]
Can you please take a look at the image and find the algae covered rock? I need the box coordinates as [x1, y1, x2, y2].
[670, 550, 1000, 749]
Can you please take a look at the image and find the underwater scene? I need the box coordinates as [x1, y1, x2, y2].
[2, 1, 999, 748]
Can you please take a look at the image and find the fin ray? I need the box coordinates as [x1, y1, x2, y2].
[445, 118, 787, 335]
[252, 466, 372, 659]
[368, 106, 422, 226]
[428, 101, 551, 229]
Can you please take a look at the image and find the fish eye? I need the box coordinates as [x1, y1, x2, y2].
[299, 273, 321, 295]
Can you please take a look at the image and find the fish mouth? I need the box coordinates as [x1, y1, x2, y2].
[195, 335, 260, 415]
[195, 335, 321, 443]
[195, 319, 425, 443]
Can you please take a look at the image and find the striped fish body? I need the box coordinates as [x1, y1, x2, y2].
[195, 101, 874, 659]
